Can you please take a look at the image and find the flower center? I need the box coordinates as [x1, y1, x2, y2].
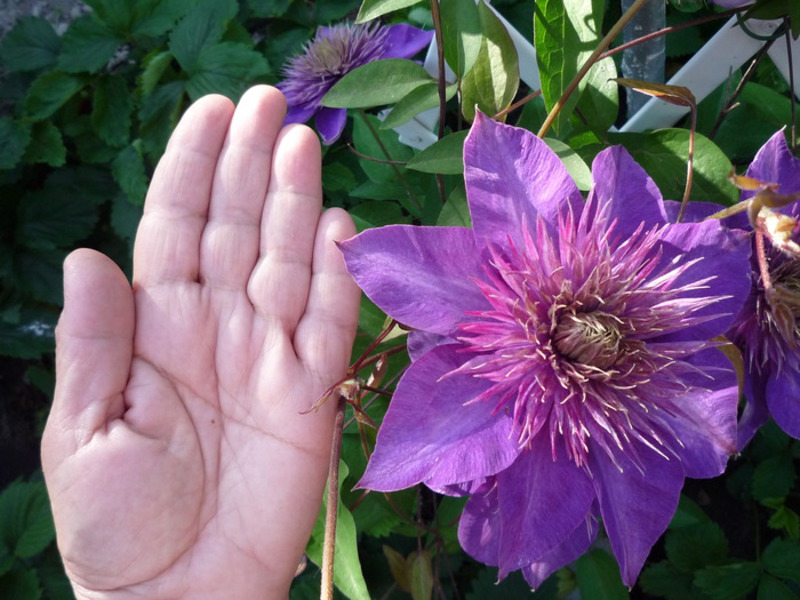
[766, 258, 800, 347]
[553, 310, 624, 370]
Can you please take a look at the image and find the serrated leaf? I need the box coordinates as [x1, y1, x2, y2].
[694, 562, 761, 600]
[437, 186, 471, 227]
[752, 454, 796, 501]
[129, 0, 195, 38]
[608, 129, 739, 205]
[440, 0, 481, 79]
[406, 130, 467, 175]
[23, 121, 66, 167]
[169, 0, 239, 71]
[0, 117, 32, 170]
[16, 189, 99, 249]
[323, 59, 434, 109]
[762, 538, 800, 583]
[461, 1, 519, 122]
[640, 561, 696, 600]
[247, 0, 293, 18]
[57, 14, 122, 73]
[139, 81, 186, 158]
[0, 16, 60, 72]
[92, 75, 133, 147]
[139, 51, 174, 97]
[355, 0, 424, 23]
[665, 521, 729, 573]
[24, 71, 85, 120]
[112, 143, 149, 206]
[186, 42, 269, 101]
[534, 0, 604, 135]
[306, 461, 370, 600]
[575, 549, 628, 600]
[0, 480, 55, 560]
[768, 505, 800, 538]
[380, 82, 456, 130]
[758, 575, 800, 600]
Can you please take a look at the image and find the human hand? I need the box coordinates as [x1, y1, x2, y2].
[41, 86, 360, 599]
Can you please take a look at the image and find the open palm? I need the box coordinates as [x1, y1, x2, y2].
[41, 86, 360, 599]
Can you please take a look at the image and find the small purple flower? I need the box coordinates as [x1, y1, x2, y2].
[725, 131, 800, 446]
[277, 22, 433, 144]
[340, 113, 752, 587]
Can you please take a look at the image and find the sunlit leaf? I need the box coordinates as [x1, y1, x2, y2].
[356, 0, 423, 23]
[406, 130, 468, 174]
[323, 59, 434, 109]
[440, 0, 482, 79]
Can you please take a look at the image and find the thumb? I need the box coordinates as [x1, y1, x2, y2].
[43, 249, 135, 458]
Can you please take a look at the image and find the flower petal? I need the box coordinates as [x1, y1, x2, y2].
[494, 442, 595, 575]
[738, 370, 770, 449]
[663, 199, 724, 223]
[767, 370, 800, 438]
[464, 112, 583, 250]
[655, 220, 751, 341]
[661, 347, 738, 477]
[588, 146, 667, 236]
[589, 441, 684, 587]
[380, 24, 434, 59]
[745, 129, 800, 198]
[357, 345, 519, 492]
[315, 106, 347, 145]
[339, 225, 486, 335]
[459, 481, 501, 566]
[522, 516, 598, 589]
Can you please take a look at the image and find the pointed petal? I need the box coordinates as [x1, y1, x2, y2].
[315, 106, 347, 145]
[589, 441, 684, 587]
[283, 103, 317, 125]
[588, 146, 667, 236]
[767, 370, 800, 438]
[357, 345, 519, 492]
[464, 112, 583, 250]
[745, 129, 800, 199]
[495, 442, 594, 575]
[655, 220, 752, 341]
[339, 225, 486, 335]
[380, 24, 434, 59]
[522, 516, 598, 589]
[407, 330, 450, 360]
[738, 370, 770, 449]
[662, 347, 738, 477]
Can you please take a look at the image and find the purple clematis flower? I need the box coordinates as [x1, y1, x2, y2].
[277, 22, 433, 145]
[339, 113, 752, 587]
[725, 130, 800, 446]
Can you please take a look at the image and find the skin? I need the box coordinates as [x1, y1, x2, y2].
[41, 86, 360, 599]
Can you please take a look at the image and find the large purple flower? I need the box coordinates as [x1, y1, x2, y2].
[276, 22, 432, 144]
[339, 113, 752, 587]
[725, 131, 800, 446]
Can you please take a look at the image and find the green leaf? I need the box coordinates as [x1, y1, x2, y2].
[17, 189, 99, 249]
[762, 539, 800, 583]
[461, 1, 519, 122]
[139, 51, 175, 97]
[743, 0, 800, 38]
[752, 453, 796, 501]
[0, 16, 60, 72]
[534, 0, 604, 135]
[355, 0, 424, 23]
[694, 562, 761, 600]
[640, 561, 696, 600]
[129, 0, 195, 38]
[169, 0, 239, 71]
[575, 549, 628, 600]
[112, 143, 149, 206]
[0, 568, 42, 600]
[410, 551, 433, 600]
[247, 0, 293, 18]
[543, 137, 591, 191]
[0, 117, 32, 170]
[323, 59, 434, 109]
[57, 14, 122, 73]
[380, 82, 457, 130]
[24, 71, 85, 120]
[92, 75, 133, 147]
[406, 130, 468, 175]
[768, 505, 800, 538]
[665, 521, 729, 573]
[306, 461, 370, 600]
[758, 575, 800, 600]
[186, 42, 270, 101]
[437, 186, 471, 227]
[575, 56, 618, 135]
[0, 306, 56, 359]
[23, 121, 66, 167]
[440, 0, 481, 79]
[350, 200, 410, 231]
[352, 113, 414, 184]
[0, 480, 55, 560]
[139, 81, 186, 158]
[608, 129, 739, 205]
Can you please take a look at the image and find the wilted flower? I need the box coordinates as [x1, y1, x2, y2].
[339, 113, 751, 587]
[725, 130, 800, 445]
[277, 22, 433, 144]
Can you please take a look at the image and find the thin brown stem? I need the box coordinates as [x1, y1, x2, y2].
[785, 17, 797, 150]
[493, 89, 543, 120]
[676, 105, 697, 223]
[430, 0, 448, 205]
[321, 396, 346, 600]
[537, 0, 653, 138]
